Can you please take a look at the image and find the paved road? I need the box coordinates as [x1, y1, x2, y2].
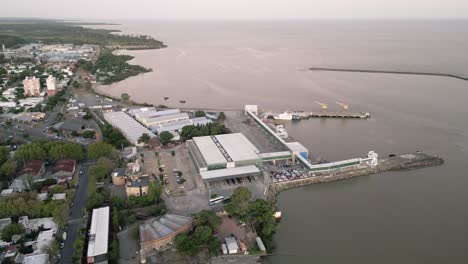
[44, 72, 81, 128]
[60, 162, 92, 264]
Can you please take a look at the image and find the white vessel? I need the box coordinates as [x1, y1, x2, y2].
[273, 112, 293, 120]
[275, 124, 288, 138]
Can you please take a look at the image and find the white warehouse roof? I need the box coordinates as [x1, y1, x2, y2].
[139, 113, 189, 126]
[193, 133, 260, 165]
[87, 206, 110, 258]
[134, 109, 181, 120]
[153, 117, 212, 134]
[103, 111, 155, 145]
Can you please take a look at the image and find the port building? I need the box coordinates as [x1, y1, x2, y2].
[87, 206, 109, 264]
[103, 111, 155, 146]
[188, 133, 292, 182]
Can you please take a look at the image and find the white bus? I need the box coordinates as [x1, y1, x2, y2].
[209, 196, 224, 205]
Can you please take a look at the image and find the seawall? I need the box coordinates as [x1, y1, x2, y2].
[266, 152, 444, 202]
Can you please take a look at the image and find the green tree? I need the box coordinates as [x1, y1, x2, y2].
[175, 233, 196, 254]
[225, 187, 252, 218]
[112, 207, 119, 232]
[147, 181, 163, 203]
[159, 131, 174, 145]
[0, 160, 17, 181]
[87, 193, 104, 209]
[193, 225, 213, 245]
[14, 143, 47, 162]
[88, 142, 115, 160]
[1, 223, 24, 242]
[121, 93, 130, 102]
[72, 81, 80, 89]
[88, 165, 108, 182]
[48, 142, 84, 161]
[82, 130, 95, 139]
[0, 146, 9, 165]
[217, 112, 226, 122]
[194, 111, 206, 117]
[138, 133, 151, 144]
[194, 210, 221, 230]
[96, 157, 115, 174]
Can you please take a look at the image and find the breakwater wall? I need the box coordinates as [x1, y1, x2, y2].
[266, 152, 444, 202]
[308, 67, 468, 82]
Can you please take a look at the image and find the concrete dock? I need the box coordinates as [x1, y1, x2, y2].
[266, 152, 444, 202]
[293, 111, 370, 119]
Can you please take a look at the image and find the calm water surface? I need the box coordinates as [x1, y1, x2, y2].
[93, 20, 468, 263]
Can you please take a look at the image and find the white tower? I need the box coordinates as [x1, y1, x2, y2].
[46, 75, 56, 96]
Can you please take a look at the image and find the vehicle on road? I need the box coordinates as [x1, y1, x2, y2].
[209, 196, 224, 205]
[62, 232, 67, 241]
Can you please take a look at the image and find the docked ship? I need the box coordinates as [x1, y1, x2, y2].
[273, 112, 293, 120]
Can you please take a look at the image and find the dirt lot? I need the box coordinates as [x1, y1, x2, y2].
[216, 216, 257, 247]
[159, 143, 211, 215]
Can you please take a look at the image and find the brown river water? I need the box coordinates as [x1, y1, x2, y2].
[92, 20, 468, 263]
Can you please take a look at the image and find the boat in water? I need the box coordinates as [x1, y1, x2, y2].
[273, 112, 293, 120]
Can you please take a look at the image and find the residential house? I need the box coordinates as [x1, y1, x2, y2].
[126, 175, 149, 197]
[51, 159, 76, 179]
[17, 160, 45, 179]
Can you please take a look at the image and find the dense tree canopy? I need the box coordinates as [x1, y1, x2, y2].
[14, 143, 47, 162]
[225, 187, 252, 218]
[0, 146, 9, 165]
[88, 142, 115, 160]
[194, 210, 221, 230]
[180, 123, 226, 140]
[48, 142, 84, 161]
[194, 111, 206, 117]
[138, 133, 151, 144]
[159, 131, 174, 145]
[1, 223, 24, 242]
[0, 160, 17, 181]
[101, 124, 129, 149]
[0, 193, 68, 227]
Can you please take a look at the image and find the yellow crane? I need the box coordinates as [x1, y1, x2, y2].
[315, 101, 328, 111]
[336, 102, 349, 111]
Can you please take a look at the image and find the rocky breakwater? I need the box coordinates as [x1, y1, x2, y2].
[266, 152, 444, 202]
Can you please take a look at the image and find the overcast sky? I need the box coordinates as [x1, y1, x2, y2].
[2, 0, 468, 20]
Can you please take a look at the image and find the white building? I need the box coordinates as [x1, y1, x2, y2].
[18, 97, 44, 108]
[22, 253, 49, 264]
[23, 76, 41, 97]
[46, 75, 56, 96]
[2, 88, 16, 100]
[138, 113, 189, 127]
[225, 237, 239, 254]
[87, 206, 110, 264]
[103, 111, 155, 146]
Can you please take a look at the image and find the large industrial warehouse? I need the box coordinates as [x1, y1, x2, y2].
[188, 133, 260, 171]
[188, 133, 294, 182]
[103, 111, 155, 145]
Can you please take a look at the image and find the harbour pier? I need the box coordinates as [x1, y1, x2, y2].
[266, 151, 444, 202]
[291, 111, 370, 119]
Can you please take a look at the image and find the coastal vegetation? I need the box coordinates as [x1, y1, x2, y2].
[78, 49, 151, 85]
[0, 19, 165, 49]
